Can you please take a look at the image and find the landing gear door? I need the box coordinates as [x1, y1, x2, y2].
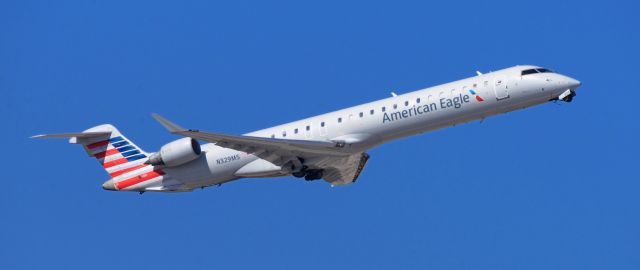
[494, 78, 510, 100]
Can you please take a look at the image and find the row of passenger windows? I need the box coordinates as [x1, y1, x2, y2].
[270, 82, 490, 138]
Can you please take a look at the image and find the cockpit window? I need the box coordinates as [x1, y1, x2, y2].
[536, 68, 553, 73]
[521, 68, 554, 76]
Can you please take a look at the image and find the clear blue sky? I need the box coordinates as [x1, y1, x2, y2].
[2, 1, 638, 269]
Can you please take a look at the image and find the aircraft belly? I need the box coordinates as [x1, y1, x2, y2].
[234, 158, 284, 178]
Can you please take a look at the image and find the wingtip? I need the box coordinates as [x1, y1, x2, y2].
[151, 113, 186, 133]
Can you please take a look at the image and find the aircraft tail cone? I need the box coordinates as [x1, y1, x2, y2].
[102, 179, 116, 191]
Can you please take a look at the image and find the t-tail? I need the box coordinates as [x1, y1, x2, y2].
[32, 124, 169, 192]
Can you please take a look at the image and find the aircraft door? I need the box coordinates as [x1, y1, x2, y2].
[494, 78, 510, 100]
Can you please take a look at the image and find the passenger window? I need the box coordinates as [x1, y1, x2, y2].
[338, 117, 342, 123]
[404, 101, 409, 106]
[271, 134, 275, 138]
[393, 104, 397, 109]
[282, 131, 286, 137]
[473, 83, 477, 88]
[359, 112, 364, 117]
[294, 128, 298, 134]
[321, 122, 325, 127]
[416, 98, 421, 104]
[306, 125, 310, 131]
[382, 106, 386, 112]
[370, 109, 374, 115]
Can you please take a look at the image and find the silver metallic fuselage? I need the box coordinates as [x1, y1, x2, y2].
[163, 65, 581, 190]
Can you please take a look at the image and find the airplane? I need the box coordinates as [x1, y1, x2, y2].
[33, 65, 581, 193]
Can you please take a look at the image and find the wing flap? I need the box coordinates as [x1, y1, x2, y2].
[322, 152, 370, 186]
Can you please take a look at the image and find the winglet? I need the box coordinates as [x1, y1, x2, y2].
[151, 113, 186, 133]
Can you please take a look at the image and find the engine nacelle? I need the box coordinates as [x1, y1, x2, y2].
[146, 138, 201, 167]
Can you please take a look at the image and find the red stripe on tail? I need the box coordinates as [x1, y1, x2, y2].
[109, 164, 148, 178]
[94, 149, 120, 159]
[103, 158, 128, 169]
[87, 140, 109, 149]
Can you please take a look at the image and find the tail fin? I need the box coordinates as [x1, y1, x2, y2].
[33, 124, 150, 177]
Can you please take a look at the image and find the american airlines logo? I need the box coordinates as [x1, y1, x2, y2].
[382, 92, 477, 124]
[469, 89, 484, 102]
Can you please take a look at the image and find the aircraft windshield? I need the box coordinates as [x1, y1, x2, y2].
[521, 68, 554, 76]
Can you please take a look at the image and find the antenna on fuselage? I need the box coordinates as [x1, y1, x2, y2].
[476, 71, 483, 76]
[390, 92, 398, 97]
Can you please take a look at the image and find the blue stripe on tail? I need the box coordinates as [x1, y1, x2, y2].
[126, 154, 147, 162]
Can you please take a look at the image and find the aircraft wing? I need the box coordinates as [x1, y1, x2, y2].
[152, 113, 369, 185]
[152, 113, 349, 156]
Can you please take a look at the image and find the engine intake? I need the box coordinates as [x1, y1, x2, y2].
[146, 138, 201, 167]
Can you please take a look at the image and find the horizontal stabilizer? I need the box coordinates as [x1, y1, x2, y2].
[32, 124, 151, 180]
[31, 132, 111, 139]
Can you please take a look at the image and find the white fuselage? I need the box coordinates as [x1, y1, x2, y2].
[161, 65, 581, 190]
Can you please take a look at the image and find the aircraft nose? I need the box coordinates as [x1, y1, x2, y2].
[567, 77, 581, 89]
[102, 179, 116, 191]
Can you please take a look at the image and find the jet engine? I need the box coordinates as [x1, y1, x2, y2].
[146, 138, 201, 167]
